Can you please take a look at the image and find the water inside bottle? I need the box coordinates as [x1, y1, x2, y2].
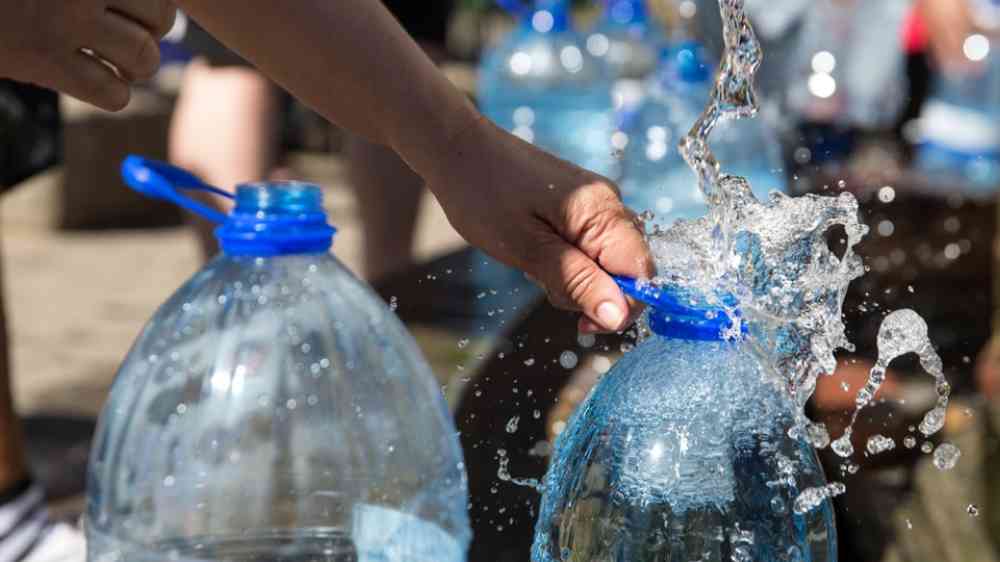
[642, 0, 955, 504]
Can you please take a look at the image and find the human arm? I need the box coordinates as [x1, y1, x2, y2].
[176, 0, 655, 333]
[0, 0, 176, 110]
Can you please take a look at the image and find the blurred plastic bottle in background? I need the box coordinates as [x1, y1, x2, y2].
[586, 0, 667, 114]
[915, 0, 1000, 196]
[787, 0, 910, 131]
[473, 0, 615, 323]
[618, 42, 787, 226]
[532, 278, 837, 562]
[87, 158, 471, 562]
[479, 0, 618, 178]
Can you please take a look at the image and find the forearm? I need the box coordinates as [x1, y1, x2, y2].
[176, 0, 480, 184]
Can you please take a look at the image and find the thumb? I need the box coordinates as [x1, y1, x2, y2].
[529, 222, 653, 332]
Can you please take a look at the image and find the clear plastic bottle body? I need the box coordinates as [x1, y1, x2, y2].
[532, 336, 836, 562]
[619, 63, 786, 225]
[87, 252, 470, 562]
[586, 0, 665, 113]
[478, 18, 618, 178]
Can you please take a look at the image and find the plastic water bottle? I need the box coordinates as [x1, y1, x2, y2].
[786, 0, 909, 130]
[86, 158, 471, 562]
[915, 7, 1000, 196]
[473, 0, 614, 323]
[479, 0, 617, 178]
[619, 42, 787, 225]
[586, 0, 666, 113]
[532, 278, 838, 562]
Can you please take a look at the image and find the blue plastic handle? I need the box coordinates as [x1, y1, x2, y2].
[121, 156, 232, 225]
[614, 276, 745, 341]
[614, 276, 706, 316]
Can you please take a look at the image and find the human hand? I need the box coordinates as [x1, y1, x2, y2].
[0, 0, 176, 111]
[916, 0, 979, 73]
[426, 115, 655, 334]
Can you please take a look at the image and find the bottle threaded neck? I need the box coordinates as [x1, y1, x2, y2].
[234, 182, 324, 215]
[220, 183, 336, 257]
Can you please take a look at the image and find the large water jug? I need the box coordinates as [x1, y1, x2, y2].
[532, 277, 838, 562]
[586, 0, 666, 113]
[619, 42, 786, 225]
[86, 158, 471, 562]
[479, 0, 617, 178]
[915, 3, 1000, 196]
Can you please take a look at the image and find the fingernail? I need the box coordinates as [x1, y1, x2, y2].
[596, 302, 625, 330]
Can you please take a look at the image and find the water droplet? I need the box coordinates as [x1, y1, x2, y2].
[506, 416, 520, 434]
[770, 496, 786, 514]
[458, 338, 470, 349]
[932, 442, 961, 470]
[831, 436, 854, 458]
[794, 482, 846, 514]
[903, 436, 916, 449]
[559, 351, 579, 370]
[921, 441, 934, 454]
[577, 333, 596, 348]
[967, 504, 980, 517]
[866, 434, 895, 455]
[524, 358, 535, 366]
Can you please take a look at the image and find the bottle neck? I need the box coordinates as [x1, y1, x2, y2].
[218, 183, 337, 257]
[524, 0, 570, 33]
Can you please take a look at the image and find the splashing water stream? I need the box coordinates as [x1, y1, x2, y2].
[644, 0, 953, 505]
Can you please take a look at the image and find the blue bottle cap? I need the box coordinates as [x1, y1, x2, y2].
[614, 276, 743, 341]
[658, 40, 712, 84]
[121, 156, 336, 257]
[604, 0, 649, 26]
[498, 0, 570, 33]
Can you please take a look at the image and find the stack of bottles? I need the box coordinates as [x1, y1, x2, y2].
[915, 0, 1000, 196]
[86, 158, 471, 562]
[479, 0, 619, 178]
[618, 42, 787, 226]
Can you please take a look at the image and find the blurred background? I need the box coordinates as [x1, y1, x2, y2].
[1, 0, 999, 561]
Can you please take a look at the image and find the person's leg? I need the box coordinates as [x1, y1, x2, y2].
[345, 135, 424, 282]
[169, 59, 280, 259]
[0, 255, 27, 494]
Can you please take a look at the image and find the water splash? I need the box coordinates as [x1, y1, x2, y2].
[831, 310, 950, 458]
[644, 0, 950, 462]
[496, 449, 541, 490]
[793, 482, 846, 515]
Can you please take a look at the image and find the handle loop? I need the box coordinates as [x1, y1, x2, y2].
[121, 156, 232, 225]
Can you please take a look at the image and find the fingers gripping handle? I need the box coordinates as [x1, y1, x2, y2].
[121, 156, 232, 225]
